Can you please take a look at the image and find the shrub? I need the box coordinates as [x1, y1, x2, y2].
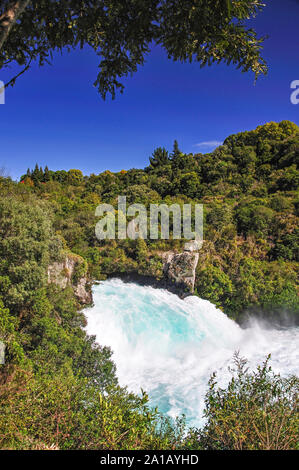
[185, 354, 299, 450]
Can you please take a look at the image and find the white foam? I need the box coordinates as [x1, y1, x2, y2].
[84, 278, 299, 427]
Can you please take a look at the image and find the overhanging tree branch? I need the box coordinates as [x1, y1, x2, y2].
[0, 0, 30, 51]
[4, 54, 32, 88]
[0, 1, 268, 99]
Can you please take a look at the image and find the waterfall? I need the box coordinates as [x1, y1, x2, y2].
[84, 278, 299, 427]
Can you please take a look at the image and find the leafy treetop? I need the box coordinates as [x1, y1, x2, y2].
[0, 0, 267, 98]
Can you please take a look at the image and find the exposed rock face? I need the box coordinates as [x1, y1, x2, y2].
[73, 276, 92, 304]
[162, 250, 199, 294]
[184, 240, 201, 252]
[48, 253, 92, 305]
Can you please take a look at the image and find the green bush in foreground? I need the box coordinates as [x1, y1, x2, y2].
[1, 348, 297, 450]
[184, 354, 299, 450]
[0, 364, 185, 450]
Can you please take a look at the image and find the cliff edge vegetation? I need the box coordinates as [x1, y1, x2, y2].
[0, 120, 298, 449]
[16, 120, 299, 323]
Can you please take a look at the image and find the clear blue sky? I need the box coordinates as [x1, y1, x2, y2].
[0, 0, 298, 180]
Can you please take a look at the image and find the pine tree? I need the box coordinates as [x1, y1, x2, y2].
[170, 140, 182, 161]
[31, 164, 44, 184]
[44, 166, 50, 182]
[31, 163, 39, 185]
[171, 140, 186, 176]
[149, 147, 169, 169]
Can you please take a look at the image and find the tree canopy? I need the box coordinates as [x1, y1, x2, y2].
[0, 0, 267, 98]
[0, 120, 298, 449]
[16, 120, 299, 322]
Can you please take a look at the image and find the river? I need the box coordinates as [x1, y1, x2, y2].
[84, 278, 299, 427]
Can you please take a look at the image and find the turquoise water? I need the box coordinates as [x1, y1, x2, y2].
[85, 278, 299, 427]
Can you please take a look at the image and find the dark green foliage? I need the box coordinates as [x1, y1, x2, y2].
[0, 120, 298, 449]
[175, 172, 200, 199]
[271, 229, 299, 262]
[195, 264, 233, 310]
[0, 1, 267, 98]
[0, 196, 53, 311]
[235, 203, 275, 238]
[149, 147, 170, 169]
[15, 120, 299, 323]
[185, 354, 299, 450]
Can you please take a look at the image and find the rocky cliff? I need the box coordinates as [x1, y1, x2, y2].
[162, 241, 199, 294]
[48, 242, 199, 303]
[48, 252, 92, 305]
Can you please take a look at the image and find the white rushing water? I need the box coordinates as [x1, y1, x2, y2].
[84, 278, 299, 427]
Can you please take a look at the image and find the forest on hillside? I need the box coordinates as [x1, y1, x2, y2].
[0, 120, 298, 449]
[18, 120, 299, 321]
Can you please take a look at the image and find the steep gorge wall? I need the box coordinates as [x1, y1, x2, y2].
[48, 242, 199, 304]
[162, 241, 200, 294]
[48, 252, 92, 305]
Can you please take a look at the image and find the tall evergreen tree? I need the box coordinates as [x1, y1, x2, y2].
[170, 140, 182, 163]
[44, 165, 50, 182]
[149, 147, 169, 169]
[31, 163, 39, 185]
